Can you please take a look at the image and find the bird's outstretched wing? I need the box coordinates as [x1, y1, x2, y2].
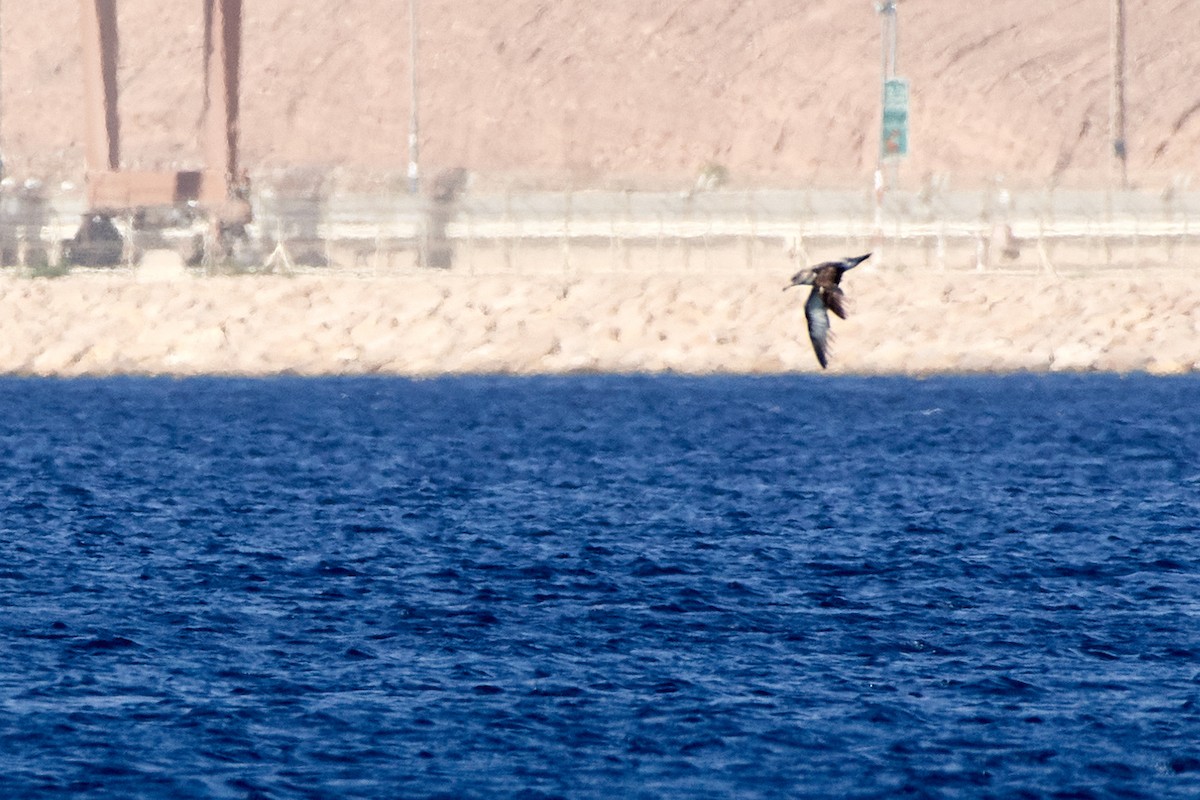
[820, 284, 848, 320]
[804, 287, 831, 369]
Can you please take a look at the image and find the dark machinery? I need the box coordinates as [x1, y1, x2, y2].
[69, 0, 251, 265]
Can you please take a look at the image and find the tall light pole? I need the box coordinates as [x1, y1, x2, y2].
[0, 0, 5, 181]
[873, 1, 902, 261]
[879, 1, 897, 87]
[407, 0, 420, 195]
[876, 2, 905, 187]
[1109, 0, 1128, 188]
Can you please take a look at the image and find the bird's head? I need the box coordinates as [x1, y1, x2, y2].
[783, 268, 816, 291]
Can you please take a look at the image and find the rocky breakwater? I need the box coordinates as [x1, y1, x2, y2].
[0, 265, 1196, 376]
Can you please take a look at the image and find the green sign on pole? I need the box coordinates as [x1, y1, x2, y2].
[881, 77, 909, 159]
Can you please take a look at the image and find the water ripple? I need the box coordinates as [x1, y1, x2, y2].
[1, 374, 1198, 798]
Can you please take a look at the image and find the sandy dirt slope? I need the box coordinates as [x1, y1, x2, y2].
[0, 1, 1197, 191]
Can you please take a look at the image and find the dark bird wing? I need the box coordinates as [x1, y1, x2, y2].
[820, 284, 848, 320]
[813, 253, 871, 284]
[804, 287, 831, 369]
[835, 253, 872, 274]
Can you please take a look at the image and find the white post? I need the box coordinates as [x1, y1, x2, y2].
[1110, 0, 1128, 189]
[0, 0, 5, 181]
[876, 1, 898, 186]
[407, 0, 420, 195]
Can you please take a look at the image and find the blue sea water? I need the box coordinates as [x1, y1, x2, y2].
[1, 373, 1199, 799]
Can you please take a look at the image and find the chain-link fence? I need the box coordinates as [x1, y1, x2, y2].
[226, 175, 1200, 275]
[3, 175, 1199, 276]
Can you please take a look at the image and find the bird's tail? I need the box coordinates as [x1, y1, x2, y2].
[844, 253, 872, 269]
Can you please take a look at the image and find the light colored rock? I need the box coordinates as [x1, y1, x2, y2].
[1050, 342, 1102, 372]
[1146, 358, 1190, 376]
[138, 250, 190, 283]
[31, 341, 88, 374]
[0, 268, 1195, 376]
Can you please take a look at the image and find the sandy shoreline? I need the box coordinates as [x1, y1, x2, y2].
[0, 264, 1196, 378]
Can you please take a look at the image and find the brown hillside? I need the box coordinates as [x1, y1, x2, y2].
[1, 1, 1197, 191]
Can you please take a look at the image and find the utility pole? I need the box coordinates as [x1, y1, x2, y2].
[877, 1, 898, 182]
[879, 1, 897, 88]
[873, 1, 906, 261]
[0, 0, 5, 181]
[1109, 0, 1128, 188]
[407, 0, 420, 195]
[875, 2, 906, 188]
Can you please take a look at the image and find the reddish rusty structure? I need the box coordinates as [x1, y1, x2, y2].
[75, 0, 250, 261]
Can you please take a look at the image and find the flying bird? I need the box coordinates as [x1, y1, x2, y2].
[783, 252, 871, 369]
